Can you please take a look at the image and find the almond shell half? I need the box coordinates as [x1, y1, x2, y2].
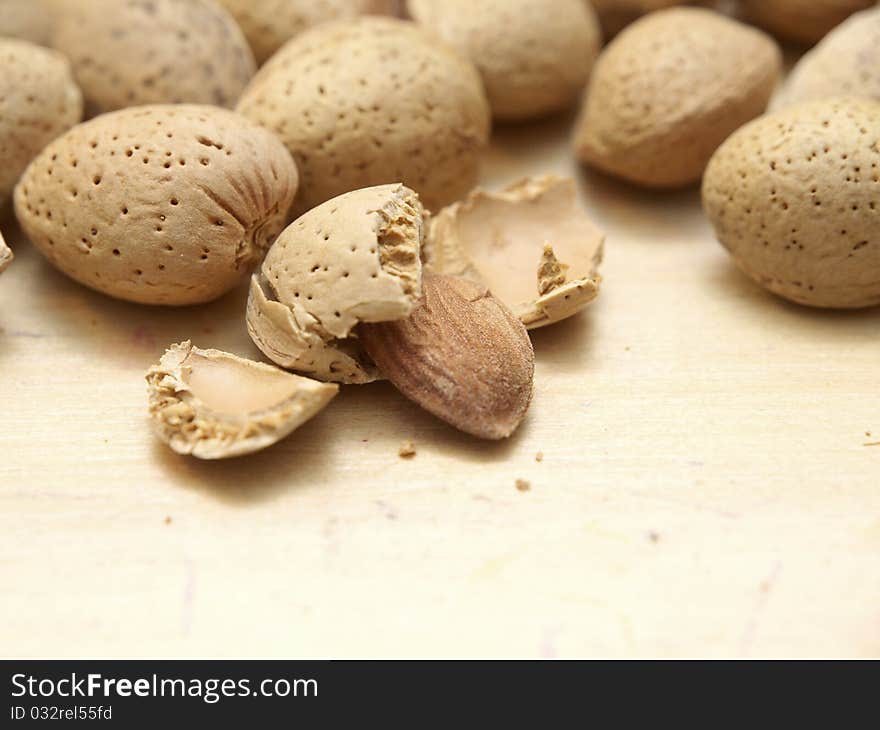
[425, 175, 604, 329]
[146, 341, 338, 459]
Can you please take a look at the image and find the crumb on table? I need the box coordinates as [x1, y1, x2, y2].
[398, 439, 416, 458]
[535, 451, 544, 462]
[515, 478, 531, 492]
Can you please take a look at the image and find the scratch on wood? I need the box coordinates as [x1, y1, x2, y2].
[739, 560, 782, 657]
[540, 625, 561, 658]
[374, 499, 398, 521]
[131, 324, 157, 351]
[181, 557, 196, 638]
[7, 329, 48, 338]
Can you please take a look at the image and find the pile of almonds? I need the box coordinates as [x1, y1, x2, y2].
[0, 0, 878, 458]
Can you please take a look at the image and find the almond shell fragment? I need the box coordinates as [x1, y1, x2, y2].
[146, 341, 338, 459]
[247, 183, 425, 384]
[0, 230, 12, 274]
[425, 176, 604, 329]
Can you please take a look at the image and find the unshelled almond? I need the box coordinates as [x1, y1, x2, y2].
[358, 273, 534, 440]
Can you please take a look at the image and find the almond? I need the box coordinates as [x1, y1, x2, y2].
[776, 7, 880, 108]
[216, 0, 399, 65]
[14, 104, 298, 305]
[52, 0, 255, 116]
[236, 17, 490, 214]
[407, 0, 601, 121]
[0, 0, 52, 46]
[740, 0, 874, 45]
[0, 38, 82, 205]
[573, 8, 781, 188]
[591, 0, 694, 37]
[358, 273, 534, 440]
[702, 97, 880, 308]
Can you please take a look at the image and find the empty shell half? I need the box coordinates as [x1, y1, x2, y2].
[146, 341, 338, 459]
[247, 183, 425, 384]
[0, 230, 12, 273]
[424, 176, 604, 329]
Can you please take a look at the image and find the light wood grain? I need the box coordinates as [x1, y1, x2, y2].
[1, 112, 878, 659]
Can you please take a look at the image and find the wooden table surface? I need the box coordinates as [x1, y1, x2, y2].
[2, 110, 878, 659]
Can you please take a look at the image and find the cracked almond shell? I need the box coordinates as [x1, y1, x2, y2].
[407, 0, 600, 121]
[0, 38, 82, 204]
[425, 176, 603, 329]
[14, 104, 298, 305]
[247, 183, 424, 384]
[702, 97, 880, 308]
[740, 0, 875, 46]
[216, 0, 399, 65]
[776, 7, 880, 109]
[52, 0, 256, 115]
[236, 17, 490, 214]
[573, 8, 781, 188]
[359, 273, 534, 440]
[0, 230, 12, 273]
[146, 341, 338, 459]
